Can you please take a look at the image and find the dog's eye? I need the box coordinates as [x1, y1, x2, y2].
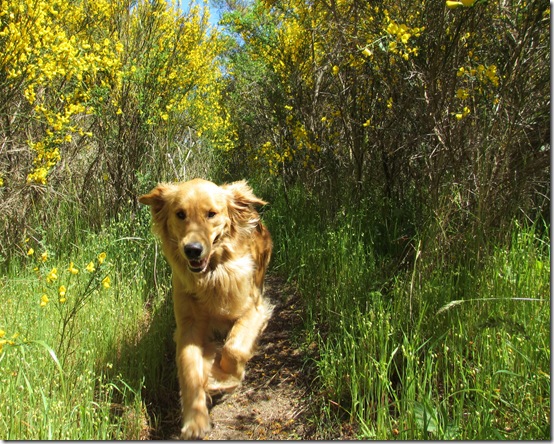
[207, 211, 217, 219]
[176, 211, 186, 220]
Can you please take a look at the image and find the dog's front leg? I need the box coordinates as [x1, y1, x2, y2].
[220, 297, 273, 380]
[175, 320, 211, 439]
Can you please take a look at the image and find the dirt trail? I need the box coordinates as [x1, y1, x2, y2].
[205, 275, 314, 440]
[146, 275, 318, 440]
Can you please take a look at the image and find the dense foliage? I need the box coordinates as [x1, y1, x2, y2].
[220, 0, 549, 251]
[0, 0, 230, 259]
[216, 0, 550, 437]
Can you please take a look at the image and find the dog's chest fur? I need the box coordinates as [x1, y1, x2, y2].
[179, 254, 257, 319]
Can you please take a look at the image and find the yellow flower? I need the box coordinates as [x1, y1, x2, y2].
[68, 262, 79, 274]
[362, 47, 372, 57]
[456, 88, 469, 100]
[400, 33, 411, 44]
[46, 267, 58, 283]
[102, 276, 111, 289]
[58, 285, 67, 303]
[455, 107, 471, 120]
[40, 294, 49, 307]
[86, 261, 95, 273]
[40, 251, 48, 262]
[0, 330, 5, 338]
[98, 252, 107, 264]
[485, 64, 499, 86]
[446, 1, 462, 8]
[332, 65, 339, 76]
[27, 248, 35, 256]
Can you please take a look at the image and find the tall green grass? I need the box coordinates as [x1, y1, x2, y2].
[1, 180, 549, 439]
[263, 183, 550, 440]
[0, 203, 174, 440]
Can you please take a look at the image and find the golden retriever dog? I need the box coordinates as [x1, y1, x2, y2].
[139, 178, 273, 439]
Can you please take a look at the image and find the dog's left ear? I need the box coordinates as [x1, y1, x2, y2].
[222, 181, 267, 232]
[223, 180, 268, 209]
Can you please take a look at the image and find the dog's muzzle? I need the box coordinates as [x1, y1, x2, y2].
[184, 242, 209, 273]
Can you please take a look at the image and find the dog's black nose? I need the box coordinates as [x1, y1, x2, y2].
[184, 242, 203, 260]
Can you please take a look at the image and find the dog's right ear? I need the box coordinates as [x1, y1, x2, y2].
[139, 184, 169, 220]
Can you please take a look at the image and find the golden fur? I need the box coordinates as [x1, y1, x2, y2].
[138, 178, 273, 439]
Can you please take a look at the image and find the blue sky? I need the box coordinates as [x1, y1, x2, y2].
[177, 0, 222, 28]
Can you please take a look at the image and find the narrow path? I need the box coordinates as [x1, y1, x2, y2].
[145, 275, 318, 440]
[205, 275, 314, 440]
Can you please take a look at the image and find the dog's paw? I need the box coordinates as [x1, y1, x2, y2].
[207, 361, 242, 394]
[219, 349, 246, 381]
[180, 407, 211, 440]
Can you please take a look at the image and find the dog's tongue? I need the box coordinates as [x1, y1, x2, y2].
[189, 258, 208, 272]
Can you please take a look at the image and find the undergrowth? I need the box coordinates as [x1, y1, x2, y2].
[0, 179, 549, 440]
[0, 204, 174, 439]
[263, 183, 550, 440]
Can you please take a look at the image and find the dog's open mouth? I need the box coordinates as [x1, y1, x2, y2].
[188, 257, 209, 273]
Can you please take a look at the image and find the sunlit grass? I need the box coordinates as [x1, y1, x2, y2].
[265, 186, 550, 440]
[0, 179, 549, 440]
[0, 208, 172, 440]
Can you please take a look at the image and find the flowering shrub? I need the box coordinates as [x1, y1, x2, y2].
[222, 0, 549, 233]
[0, 0, 231, 257]
[0, 0, 123, 185]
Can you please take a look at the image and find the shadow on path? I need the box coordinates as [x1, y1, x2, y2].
[138, 274, 318, 440]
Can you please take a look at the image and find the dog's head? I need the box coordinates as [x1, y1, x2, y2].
[139, 178, 267, 273]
